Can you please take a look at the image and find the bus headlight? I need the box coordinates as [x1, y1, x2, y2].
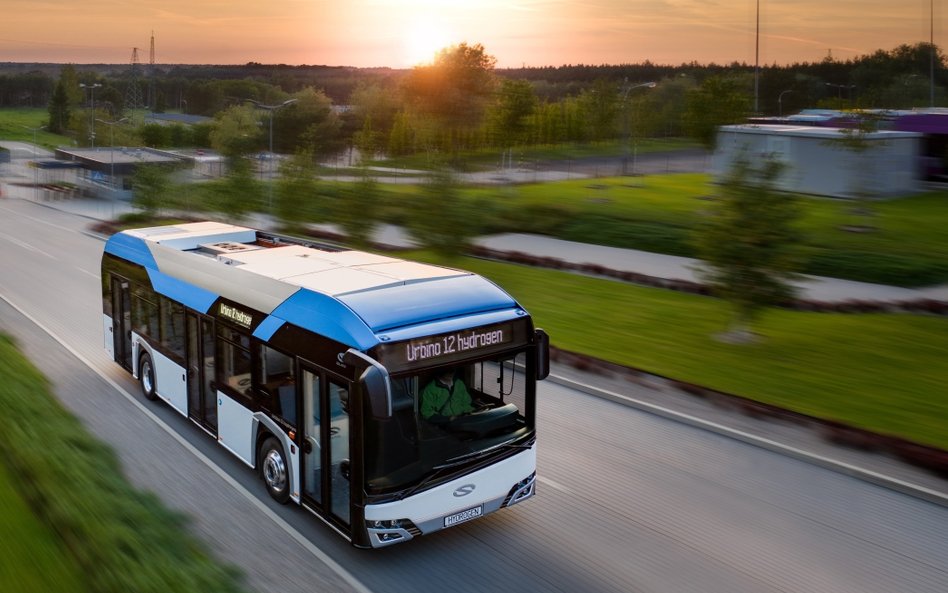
[503, 472, 536, 507]
[367, 518, 420, 547]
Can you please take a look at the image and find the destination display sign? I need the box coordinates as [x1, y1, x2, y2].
[218, 301, 254, 329]
[375, 319, 529, 372]
[406, 326, 511, 363]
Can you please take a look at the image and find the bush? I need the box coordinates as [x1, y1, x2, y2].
[562, 215, 695, 256]
[500, 202, 578, 235]
[805, 250, 948, 287]
[0, 334, 246, 593]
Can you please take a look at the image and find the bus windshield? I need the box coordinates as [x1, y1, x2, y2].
[364, 350, 532, 496]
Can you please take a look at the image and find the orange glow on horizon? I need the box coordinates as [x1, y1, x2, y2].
[0, 1, 941, 68]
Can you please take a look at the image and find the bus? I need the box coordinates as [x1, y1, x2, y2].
[101, 221, 549, 548]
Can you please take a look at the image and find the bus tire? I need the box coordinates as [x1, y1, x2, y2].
[139, 352, 158, 401]
[260, 437, 291, 504]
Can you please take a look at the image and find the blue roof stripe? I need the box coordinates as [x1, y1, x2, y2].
[147, 268, 219, 314]
[253, 315, 286, 342]
[269, 290, 378, 350]
[104, 233, 157, 269]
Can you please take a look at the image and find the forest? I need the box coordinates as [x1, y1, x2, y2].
[0, 41, 945, 159]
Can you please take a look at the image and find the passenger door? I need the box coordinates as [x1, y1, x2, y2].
[186, 312, 217, 434]
[110, 276, 132, 371]
[300, 365, 351, 530]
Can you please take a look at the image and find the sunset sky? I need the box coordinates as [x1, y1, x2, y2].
[0, 1, 941, 68]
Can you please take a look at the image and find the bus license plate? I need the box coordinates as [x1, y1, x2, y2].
[444, 505, 483, 528]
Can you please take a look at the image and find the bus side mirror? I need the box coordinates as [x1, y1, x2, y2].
[535, 329, 550, 380]
[344, 350, 393, 420]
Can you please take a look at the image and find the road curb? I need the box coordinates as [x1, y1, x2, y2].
[546, 370, 948, 509]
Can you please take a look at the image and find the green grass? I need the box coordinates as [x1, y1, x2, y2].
[366, 138, 700, 171]
[0, 334, 246, 593]
[407, 252, 948, 450]
[0, 108, 71, 148]
[0, 461, 88, 593]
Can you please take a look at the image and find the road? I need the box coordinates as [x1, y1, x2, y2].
[0, 198, 946, 593]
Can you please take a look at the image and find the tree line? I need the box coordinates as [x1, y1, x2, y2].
[3, 41, 944, 159]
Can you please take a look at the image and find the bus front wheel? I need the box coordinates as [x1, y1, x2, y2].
[139, 352, 158, 401]
[260, 437, 290, 504]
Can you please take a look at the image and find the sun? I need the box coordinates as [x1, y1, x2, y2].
[403, 16, 454, 66]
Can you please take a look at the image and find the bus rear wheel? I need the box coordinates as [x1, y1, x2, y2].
[260, 437, 290, 504]
[139, 352, 158, 401]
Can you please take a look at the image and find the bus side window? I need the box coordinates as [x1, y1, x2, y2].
[257, 345, 296, 427]
[217, 326, 252, 401]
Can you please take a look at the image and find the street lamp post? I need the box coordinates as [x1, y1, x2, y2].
[778, 89, 794, 117]
[80, 83, 102, 148]
[246, 98, 299, 209]
[621, 82, 657, 176]
[20, 124, 45, 200]
[95, 117, 129, 190]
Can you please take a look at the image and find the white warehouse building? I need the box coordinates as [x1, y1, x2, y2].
[712, 124, 922, 199]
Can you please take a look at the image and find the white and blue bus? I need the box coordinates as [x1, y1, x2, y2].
[101, 221, 548, 547]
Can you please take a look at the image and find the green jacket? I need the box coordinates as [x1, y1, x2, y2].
[420, 378, 473, 419]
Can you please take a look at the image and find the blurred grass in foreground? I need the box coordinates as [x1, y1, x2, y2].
[409, 252, 948, 450]
[0, 460, 87, 593]
[0, 333, 246, 593]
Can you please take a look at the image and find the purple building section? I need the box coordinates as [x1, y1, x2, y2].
[892, 112, 948, 134]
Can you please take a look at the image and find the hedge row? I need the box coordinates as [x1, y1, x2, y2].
[465, 246, 948, 315]
[804, 249, 948, 287]
[0, 334, 246, 593]
[553, 217, 948, 287]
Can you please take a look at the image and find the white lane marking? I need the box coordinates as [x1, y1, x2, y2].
[75, 267, 98, 279]
[537, 476, 572, 494]
[0, 203, 81, 234]
[0, 235, 55, 258]
[0, 292, 374, 593]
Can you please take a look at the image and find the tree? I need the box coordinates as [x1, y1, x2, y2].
[487, 78, 538, 148]
[351, 82, 401, 147]
[275, 150, 319, 233]
[47, 64, 83, 135]
[131, 165, 172, 216]
[213, 157, 259, 222]
[272, 87, 341, 156]
[401, 42, 498, 151]
[683, 75, 752, 150]
[47, 79, 71, 134]
[140, 123, 171, 148]
[406, 167, 474, 258]
[336, 171, 380, 249]
[577, 79, 621, 142]
[209, 104, 262, 159]
[208, 105, 264, 221]
[692, 155, 804, 342]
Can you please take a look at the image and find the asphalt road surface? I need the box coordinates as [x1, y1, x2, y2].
[1, 198, 946, 593]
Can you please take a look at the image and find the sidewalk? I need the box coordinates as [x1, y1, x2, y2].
[5, 192, 948, 505]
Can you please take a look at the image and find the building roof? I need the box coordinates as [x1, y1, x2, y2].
[144, 113, 213, 126]
[54, 147, 185, 174]
[718, 124, 921, 140]
[104, 222, 524, 350]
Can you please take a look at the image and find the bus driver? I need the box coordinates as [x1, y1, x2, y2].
[420, 368, 474, 422]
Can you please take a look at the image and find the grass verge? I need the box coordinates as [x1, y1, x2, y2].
[0, 460, 87, 593]
[407, 252, 948, 451]
[0, 333, 246, 593]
